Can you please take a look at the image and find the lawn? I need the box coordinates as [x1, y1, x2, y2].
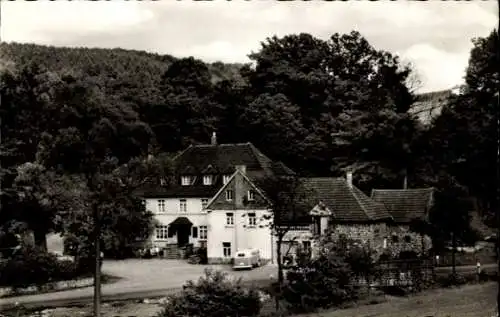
[298, 282, 497, 317]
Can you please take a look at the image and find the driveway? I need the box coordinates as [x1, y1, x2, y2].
[0, 259, 277, 309]
[0, 260, 496, 310]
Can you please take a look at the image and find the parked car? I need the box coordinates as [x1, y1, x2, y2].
[233, 249, 261, 270]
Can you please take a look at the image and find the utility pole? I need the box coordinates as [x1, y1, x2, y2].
[496, 2, 500, 314]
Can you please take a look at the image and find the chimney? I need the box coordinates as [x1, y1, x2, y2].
[211, 132, 217, 145]
[346, 171, 353, 188]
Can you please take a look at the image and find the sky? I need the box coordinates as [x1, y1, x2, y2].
[1, 1, 498, 93]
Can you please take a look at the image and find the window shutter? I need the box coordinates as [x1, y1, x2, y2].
[192, 226, 198, 238]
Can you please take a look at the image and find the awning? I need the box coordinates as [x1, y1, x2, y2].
[169, 217, 193, 226]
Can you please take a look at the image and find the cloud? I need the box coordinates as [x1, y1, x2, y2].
[2, 1, 497, 92]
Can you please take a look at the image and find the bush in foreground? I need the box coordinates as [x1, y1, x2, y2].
[0, 246, 83, 289]
[281, 251, 358, 314]
[157, 269, 262, 317]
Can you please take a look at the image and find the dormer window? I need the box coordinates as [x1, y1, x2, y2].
[203, 175, 213, 185]
[181, 176, 192, 186]
[223, 174, 232, 185]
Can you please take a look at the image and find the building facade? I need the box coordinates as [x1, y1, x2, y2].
[141, 133, 295, 261]
[141, 134, 434, 262]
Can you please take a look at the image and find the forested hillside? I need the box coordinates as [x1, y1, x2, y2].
[1, 29, 497, 256]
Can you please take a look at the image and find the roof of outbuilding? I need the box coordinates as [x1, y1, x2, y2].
[301, 177, 393, 223]
[371, 188, 434, 223]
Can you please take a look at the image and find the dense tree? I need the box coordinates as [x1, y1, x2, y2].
[428, 30, 498, 221]
[243, 31, 419, 185]
[254, 174, 316, 310]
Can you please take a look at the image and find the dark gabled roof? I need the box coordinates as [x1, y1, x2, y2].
[271, 161, 296, 176]
[140, 142, 295, 198]
[201, 164, 218, 174]
[180, 165, 197, 175]
[173, 142, 293, 176]
[371, 188, 434, 223]
[301, 177, 393, 223]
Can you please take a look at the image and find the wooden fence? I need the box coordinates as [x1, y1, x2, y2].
[374, 258, 435, 287]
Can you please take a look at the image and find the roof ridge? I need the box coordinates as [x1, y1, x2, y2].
[191, 142, 252, 148]
[240, 172, 271, 206]
[247, 142, 273, 168]
[172, 144, 193, 162]
[349, 184, 373, 220]
[372, 188, 434, 192]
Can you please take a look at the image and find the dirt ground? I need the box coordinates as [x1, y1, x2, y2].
[13, 282, 497, 317]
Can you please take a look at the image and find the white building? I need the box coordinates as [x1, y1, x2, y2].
[141, 133, 302, 262]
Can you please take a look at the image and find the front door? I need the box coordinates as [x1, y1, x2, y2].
[177, 225, 191, 247]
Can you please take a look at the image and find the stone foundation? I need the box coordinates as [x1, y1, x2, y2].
[329, 223, 432, 259]
[0, 277, 94, 298]
[208, 257, 233, 265]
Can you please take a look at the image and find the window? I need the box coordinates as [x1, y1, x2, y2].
[248, 213, 257, 226]
[338, 234, 348, 251]
[302, 240, 311, 253]
[199, 226, 208, 240]
[392, 235, 399, 243]
[192, 226, 198, 238]
[226, 190, 234, 201]
[160, 177, 167, 186]
[223, 242, 231, 257]
[404, 235, 412, 243]
[157, 200, 166, 213]
[155, 226, 168, 240]
[223, 174, 231, 185]
[180, 199, 187, 212]
[383, 238, 388, 249]
[181, 176, 191, 186]
[313, 217, 321, 235]
[203, 175, 213, 185]
[247, 190, 255, 201]
[201, 198, 209, 210]
[226, 212, 234, 225]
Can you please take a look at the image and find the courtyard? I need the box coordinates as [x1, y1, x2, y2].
[0, 258, 277, 308]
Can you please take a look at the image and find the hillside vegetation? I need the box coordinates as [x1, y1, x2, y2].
[1, 29, 497, 256]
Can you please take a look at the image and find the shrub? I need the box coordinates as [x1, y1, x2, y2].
[436, 273, 468, 287]
[196, 247, 208, 264]
[0, 246, 86, 290]
[157, 269, 262, 317]
[281, 252, 358, 314]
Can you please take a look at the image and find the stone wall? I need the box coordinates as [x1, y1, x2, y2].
[329, 223, 432, 259]
[386, 225, 432, 258]
[330, 223, 387, 257]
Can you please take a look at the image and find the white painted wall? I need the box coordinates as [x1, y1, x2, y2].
[145, 197, 211, 247]
[207, 209, 273, 261]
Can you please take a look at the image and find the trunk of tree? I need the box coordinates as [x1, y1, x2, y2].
[93, 201, 102, 317]
[87, 173, 102, 317]
[451, 231, 457, 276]
[33, 229, 47, 251]
[275, 234, 284, 312]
